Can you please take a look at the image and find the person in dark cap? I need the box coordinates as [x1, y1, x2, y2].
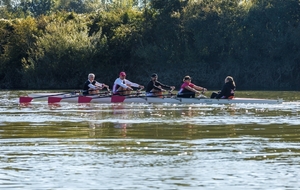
[146, 73, 175, 97]
[177, 75, 207, 98]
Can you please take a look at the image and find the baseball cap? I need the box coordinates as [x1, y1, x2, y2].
[151, 73, 158, 77]
[183, 76, 191, 81]
[119, 72, 126, 76]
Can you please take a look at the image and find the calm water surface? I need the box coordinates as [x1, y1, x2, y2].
[0, 91, 300, 189]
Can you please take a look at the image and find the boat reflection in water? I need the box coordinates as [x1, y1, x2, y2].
[86, 104, 132, 137]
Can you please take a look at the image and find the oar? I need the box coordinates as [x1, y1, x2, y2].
[110, 87, 174, 103]
[78, 89, 146, 103]
[177, 89, 207, 98]
[113, 86, 144, 94]
[110, 87, 146, 103]
[48, 91, 110, 103]
[111, 89, 174, 103]
[77, 87, 112, 103]
[77, 94, 111, 103]
[110, 90, 176, 103]
[143, 88, 175, 98]
[19, 91, 80, 103]
[78, 88, 146, 103]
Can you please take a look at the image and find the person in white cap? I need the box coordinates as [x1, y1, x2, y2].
[113, 71, 144, 95]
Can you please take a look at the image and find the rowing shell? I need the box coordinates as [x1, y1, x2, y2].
[20, 93, 284, 104]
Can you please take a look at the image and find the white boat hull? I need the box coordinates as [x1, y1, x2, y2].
[20, 93, 283, 104]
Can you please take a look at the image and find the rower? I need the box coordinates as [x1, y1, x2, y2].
[177, 76, 207, 98]
[210, 76, 236, 99]
[112, 72, 144, 95]
[83, 73, 109, 95]
[146, 73, 175, 98]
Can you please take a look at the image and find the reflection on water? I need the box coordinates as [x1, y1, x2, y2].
[0, 91, 300, 189]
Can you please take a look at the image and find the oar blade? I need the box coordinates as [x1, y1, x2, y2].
[48, 97, 63, 103]
[111, 95, 126, 103]
[19, 96, 33, 103]
[78, 96, 93, 103]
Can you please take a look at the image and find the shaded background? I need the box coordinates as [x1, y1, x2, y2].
[0, 0, 299, 90]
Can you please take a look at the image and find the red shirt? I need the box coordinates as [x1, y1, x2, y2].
[178, 82, 195, 93]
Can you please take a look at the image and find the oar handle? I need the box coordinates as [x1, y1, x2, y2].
[136, 86, 144, 94]
[169, 88, 175, 94]
[105, 86, 111, 94]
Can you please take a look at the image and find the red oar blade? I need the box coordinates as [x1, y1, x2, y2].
[19, 96, 33, 103]
[111, 95, 126, 103]
[78, 96, 93, 103]
[48, 97, 63, 103]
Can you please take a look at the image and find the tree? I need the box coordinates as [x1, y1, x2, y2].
[23, 14, 108, 89]
[20, 0, 55, 17]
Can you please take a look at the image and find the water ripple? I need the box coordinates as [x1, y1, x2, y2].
[1, 91, 300, 189]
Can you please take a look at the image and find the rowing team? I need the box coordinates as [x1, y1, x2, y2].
[83, 72, 236, 99]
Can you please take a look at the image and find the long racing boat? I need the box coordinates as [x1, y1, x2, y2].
[19, 92, 284, 104]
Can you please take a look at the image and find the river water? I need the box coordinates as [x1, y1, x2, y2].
[0, 91, 300, 189]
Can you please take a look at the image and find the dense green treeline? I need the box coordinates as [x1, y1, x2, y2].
[0, 0, 299, 90]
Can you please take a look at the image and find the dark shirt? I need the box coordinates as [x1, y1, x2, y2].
[146, 80, 170, 92]
[83, 80, 98, 95]
[216, 81, 236, 99]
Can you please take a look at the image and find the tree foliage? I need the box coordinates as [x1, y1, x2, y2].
[22, 13, 108, 89]
[0, 0, 299, 90]
[0, 17, 39, 88]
